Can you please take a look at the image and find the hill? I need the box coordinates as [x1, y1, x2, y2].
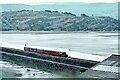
[1, 10, 119, 31]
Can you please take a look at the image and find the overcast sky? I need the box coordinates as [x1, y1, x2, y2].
[0, 0, 119, 5]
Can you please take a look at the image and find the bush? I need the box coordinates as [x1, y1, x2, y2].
[45, 10, 51, 12]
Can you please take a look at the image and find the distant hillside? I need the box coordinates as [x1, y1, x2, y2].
[0, 2, 118, 19]
[1, 10, 119, 31]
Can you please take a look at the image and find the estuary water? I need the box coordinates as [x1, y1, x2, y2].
[1, 32, 118, 56]
[0, 32, 118, 78]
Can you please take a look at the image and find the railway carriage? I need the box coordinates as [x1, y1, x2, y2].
[24, 47, 68, 57]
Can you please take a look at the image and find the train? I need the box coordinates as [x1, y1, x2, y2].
[24, 47, 68, 57]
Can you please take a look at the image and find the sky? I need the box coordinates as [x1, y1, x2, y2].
[0, 0, 119, 5]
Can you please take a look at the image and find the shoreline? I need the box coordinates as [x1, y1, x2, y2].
[0, 31, 118, 34]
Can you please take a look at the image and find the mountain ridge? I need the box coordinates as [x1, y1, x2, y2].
[0, 3, 118, 19]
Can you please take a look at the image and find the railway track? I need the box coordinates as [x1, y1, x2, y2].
[0, 47, 99, 73]
[1, 46, 98, 68]
[1, 51, 89, 69]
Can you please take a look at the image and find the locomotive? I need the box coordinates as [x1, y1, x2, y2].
[24, 47, 68, 57]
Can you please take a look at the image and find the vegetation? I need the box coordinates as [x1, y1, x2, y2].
[1, 10, 119, 31]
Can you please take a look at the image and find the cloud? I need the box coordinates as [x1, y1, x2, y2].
[0, 0, 119, 5]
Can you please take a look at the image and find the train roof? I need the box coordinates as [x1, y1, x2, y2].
[24, 46, 64, 53]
